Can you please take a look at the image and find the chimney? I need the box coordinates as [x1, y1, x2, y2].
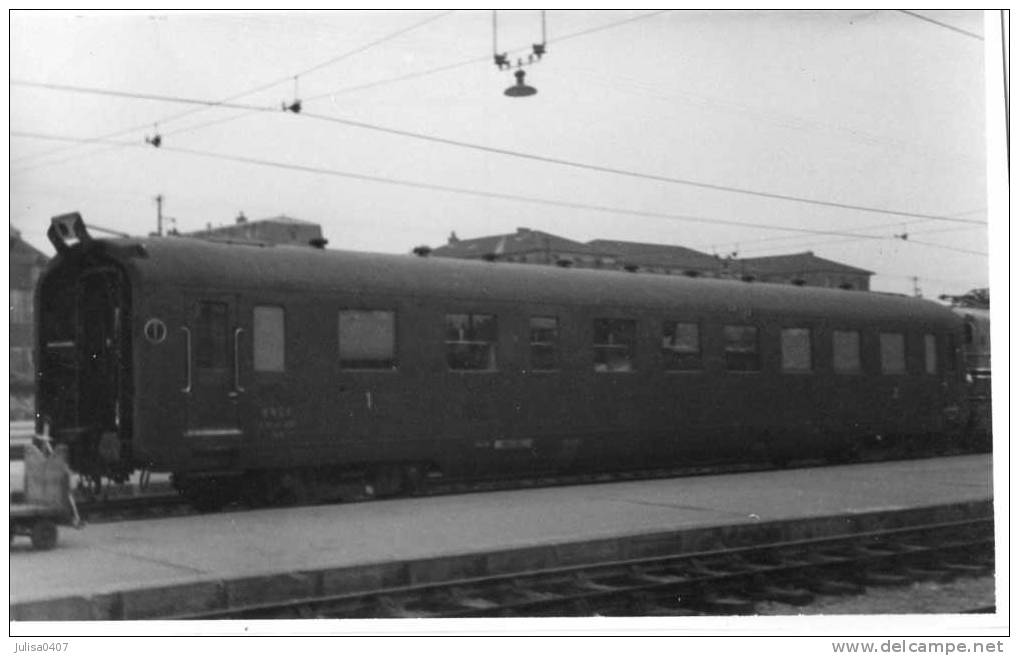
[236, 212, 248, 224]
[447, 231, 459, 245]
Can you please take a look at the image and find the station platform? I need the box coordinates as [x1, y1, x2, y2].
[10, 454, 993, 621]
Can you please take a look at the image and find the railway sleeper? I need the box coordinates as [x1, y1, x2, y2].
[861, 570, 913, 586]
[375, 594, 437, 619]
[938, 561, 992, 575]
[901, 566, 957, 583]
[431, 585, 501, 611]
[691, 594, 757, 615]
[573, 571, 633, 591]
[801, 577, 866, 596]
[753, 584, 815, 606]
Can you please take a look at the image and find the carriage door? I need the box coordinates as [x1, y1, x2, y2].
[183, 297, 244, 468]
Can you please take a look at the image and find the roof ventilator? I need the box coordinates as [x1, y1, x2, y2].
[47, 212, 93, 254]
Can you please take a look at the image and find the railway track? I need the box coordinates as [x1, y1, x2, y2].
[176, 516, 994, 619]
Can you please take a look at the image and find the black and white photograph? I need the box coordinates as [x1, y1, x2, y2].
[8, 8, 1007, 645]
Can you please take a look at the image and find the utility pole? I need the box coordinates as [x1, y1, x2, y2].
[155, 194, 164, 236]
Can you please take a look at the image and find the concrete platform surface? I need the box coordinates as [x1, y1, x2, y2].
[10, 455, 992, 613]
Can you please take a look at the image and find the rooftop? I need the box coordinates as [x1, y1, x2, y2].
[433, 227, 614, 260]
[587, 239, 722, 271]
[738, 251, 874, 275]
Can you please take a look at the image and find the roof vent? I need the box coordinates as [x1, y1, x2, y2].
[236, 212, 248, 224]
[47, 212, 92, 254]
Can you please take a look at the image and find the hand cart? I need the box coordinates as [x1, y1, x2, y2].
[10, 436, 82, 550]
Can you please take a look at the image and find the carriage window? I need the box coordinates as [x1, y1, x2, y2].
[196, 301, 228, 369]
[253, 306, 285, 372]
[594, 318, 636, 372]
[662, 321, 701, 370]
[530, 316, 559, 371]
[724, 325, 760, 371]
[880, 332, 906, 374]
[833, 330, 862, 374]
[781, 328, 812, 372]
[924, 333, 937, 374]
[340, 310, 396, 369]
[446, 313, 497, 371]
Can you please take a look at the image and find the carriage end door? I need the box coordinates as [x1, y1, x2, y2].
[183, 296, 244, 468]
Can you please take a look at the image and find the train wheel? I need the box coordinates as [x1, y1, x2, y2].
[246, 472, 287, 507]
[30, 520, 58, 550]
[770, 451, 791, 469]
[179, 478, 231, 512]
[825, 439, 859, 464]
[401, 464, 425, 495]
[371, 466, 404, 497]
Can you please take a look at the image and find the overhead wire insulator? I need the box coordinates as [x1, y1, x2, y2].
[145, 124, 162, 148]
[283, 75, 302, 113]
[533, 11, 547, 59]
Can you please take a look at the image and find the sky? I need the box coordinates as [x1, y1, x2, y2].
[9, 9, 1002, 300]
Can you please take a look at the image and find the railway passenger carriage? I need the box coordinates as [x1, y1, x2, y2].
[37, 213, 970, 508]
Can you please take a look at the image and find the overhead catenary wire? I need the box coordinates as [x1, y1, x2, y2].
[294, 110, 985, 226]
[10, 80, 273, 112]
[725, 210, 986, 252]
[738, 226, 989, 258]
[13, 11, 668, 173]
[10, 10, 456, 169]
[11, 78, 986, 228]
[8, 129, 992, 256]
[898, 10, 984, 41]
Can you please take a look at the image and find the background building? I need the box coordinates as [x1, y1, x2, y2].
[735, 251, 873, 290]
[10, 227, 49, 420]
[586, 239, 724, 277]
[188, 214, 326, 247]
[432, 227, 618, 268]
[431, 229, 873, 290]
